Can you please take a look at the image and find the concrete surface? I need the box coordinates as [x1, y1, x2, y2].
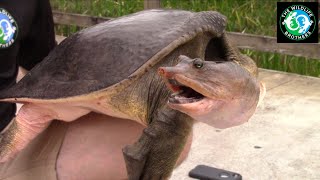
[171, 69, 320, 180]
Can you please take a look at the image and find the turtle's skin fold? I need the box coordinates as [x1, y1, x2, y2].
[0, 9, 262, 180]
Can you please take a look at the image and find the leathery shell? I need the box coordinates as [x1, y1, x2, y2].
[0, 9, 226, 101]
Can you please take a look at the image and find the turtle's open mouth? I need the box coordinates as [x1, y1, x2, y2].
[167, 79, 205, 104]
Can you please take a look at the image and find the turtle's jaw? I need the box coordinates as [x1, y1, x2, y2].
[167, 78, 205, 104]
[166, 79, 226, 127]
[163, 74, 223, 118]
[159, 72, 228, 128]
[158, 67, 211, 105]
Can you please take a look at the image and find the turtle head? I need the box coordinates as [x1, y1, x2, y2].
[158, 55, 264, 129]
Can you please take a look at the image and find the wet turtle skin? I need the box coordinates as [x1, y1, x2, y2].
[0, 9, 259, 179]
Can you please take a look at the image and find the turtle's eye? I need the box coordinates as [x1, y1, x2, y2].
[193, 59, 204, 69]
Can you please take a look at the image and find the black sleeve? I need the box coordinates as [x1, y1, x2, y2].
[0, 42, 19, 132]
[0, 0, 56, 132]
[18, 0, 56, 70]
[0, 103, 16, 131]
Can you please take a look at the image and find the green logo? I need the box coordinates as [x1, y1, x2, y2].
[280, 5, 316, 41]
[0, 27, 5, 44]
[0, 8, 18, 49]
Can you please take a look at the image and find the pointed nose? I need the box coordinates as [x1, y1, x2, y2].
[158, 67, 176, 78]
[158, 67, 166, 76]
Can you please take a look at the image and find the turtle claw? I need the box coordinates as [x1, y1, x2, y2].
[123, 142, 171, 180]
[122, 128, 154, 180]
[122, 144, 147, 180]
[122, 128, 170, 180]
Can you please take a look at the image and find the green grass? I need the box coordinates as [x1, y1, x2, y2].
[51, 0, 144, 17]
[50, 0, 320, 77]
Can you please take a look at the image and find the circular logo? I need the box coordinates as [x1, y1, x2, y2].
[0, 8, 18, 49]
[279, 5, 316, 41]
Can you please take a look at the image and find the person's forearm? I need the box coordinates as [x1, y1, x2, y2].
[17, 66, 28, 82]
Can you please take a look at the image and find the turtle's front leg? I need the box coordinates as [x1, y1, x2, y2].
[123, 107, 193, 180]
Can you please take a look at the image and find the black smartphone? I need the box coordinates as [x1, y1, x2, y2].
[189, 165, 242, 180]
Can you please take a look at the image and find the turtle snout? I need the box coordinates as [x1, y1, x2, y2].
[158, 55, 194, 78]
[158, 67, 176, 78]
[158, 65, 187, 78]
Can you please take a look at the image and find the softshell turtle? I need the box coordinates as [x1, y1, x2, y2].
[0, 9, 264, 179]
